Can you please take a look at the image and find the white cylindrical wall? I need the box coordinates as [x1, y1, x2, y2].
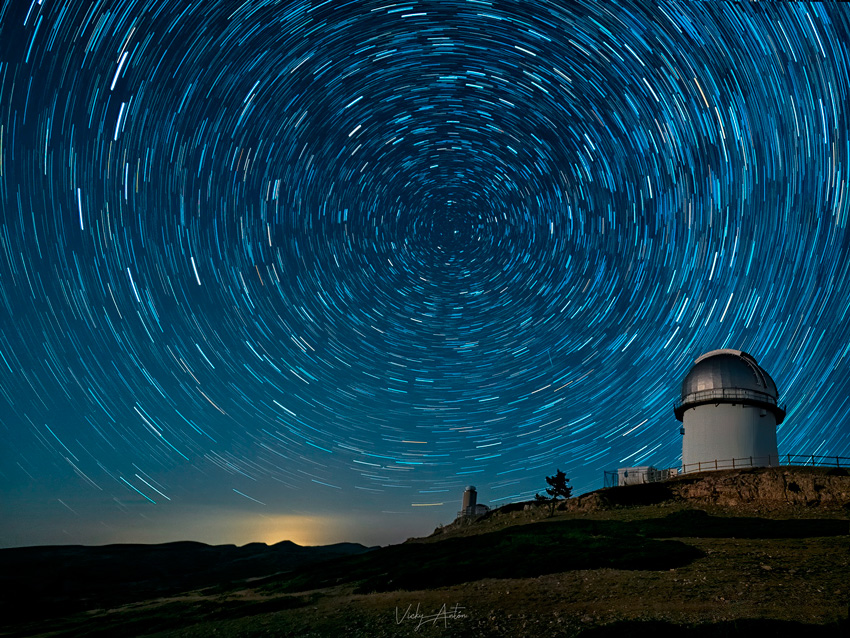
[681, 403, 778, 472]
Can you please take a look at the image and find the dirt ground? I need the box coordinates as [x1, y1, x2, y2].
[20, 502, 844, 638]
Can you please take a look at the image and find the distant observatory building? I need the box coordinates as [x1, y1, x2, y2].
[459, 485, 489, 518]
[674, 349, 785, 473]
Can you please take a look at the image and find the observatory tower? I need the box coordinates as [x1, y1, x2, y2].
[674, 349, 785, 473]
[458, 485, 489, 518]
[461, 485, 478, 515]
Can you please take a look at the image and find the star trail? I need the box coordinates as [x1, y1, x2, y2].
[1, 0, 849, 548]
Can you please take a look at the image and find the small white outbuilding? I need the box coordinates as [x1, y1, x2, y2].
[617, 466, 677, 485]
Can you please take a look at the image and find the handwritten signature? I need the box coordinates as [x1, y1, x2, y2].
[395, 602, 468, 630]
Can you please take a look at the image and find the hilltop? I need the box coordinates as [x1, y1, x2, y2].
[425, 465, 850, 541]
[1, 466, 847, 637]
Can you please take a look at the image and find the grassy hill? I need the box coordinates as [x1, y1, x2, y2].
[2, 466, 847, 637]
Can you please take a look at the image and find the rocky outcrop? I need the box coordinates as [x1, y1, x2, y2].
[667, 466, 850, 507]
[570, 466, 850, 511]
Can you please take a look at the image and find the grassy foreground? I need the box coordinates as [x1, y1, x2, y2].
[4, 473, 848, 637]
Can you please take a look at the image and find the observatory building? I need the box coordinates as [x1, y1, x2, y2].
[458, 485, 489, 518]
[674, 349, 785, 473]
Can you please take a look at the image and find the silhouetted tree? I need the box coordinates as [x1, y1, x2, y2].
[535, 469, 572, 517]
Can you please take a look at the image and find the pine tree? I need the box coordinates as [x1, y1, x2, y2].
[534, 469, 572, 516]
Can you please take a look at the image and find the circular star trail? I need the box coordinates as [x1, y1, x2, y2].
[1, 0, 849, 545]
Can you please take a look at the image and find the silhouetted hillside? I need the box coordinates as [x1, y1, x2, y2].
[1, 468, 846, 637]
[0, 539, 373, 622]
[259, 516, 704, 594]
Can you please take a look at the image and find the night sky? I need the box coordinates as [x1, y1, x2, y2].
[1, 0, 849, 549]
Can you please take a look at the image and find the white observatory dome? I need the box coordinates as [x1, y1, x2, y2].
[675, 349, 784, 421]
[675, 349, 785, 473]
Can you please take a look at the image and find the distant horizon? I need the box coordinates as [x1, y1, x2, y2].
[1, 481, 591, 550]
[0, 536, 383, 550]
[7, 459, 850, 550]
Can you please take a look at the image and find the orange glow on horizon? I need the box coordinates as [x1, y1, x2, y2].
[250, 514, 339, 546]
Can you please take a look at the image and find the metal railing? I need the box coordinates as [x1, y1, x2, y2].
[682, 455, 778, 473]
[675, 387, 780, 408]
[782, 453, 849, 467]
[681, 453, 848, 474]
[605, 453, 849, 486]
[673, 388, 786, 420]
